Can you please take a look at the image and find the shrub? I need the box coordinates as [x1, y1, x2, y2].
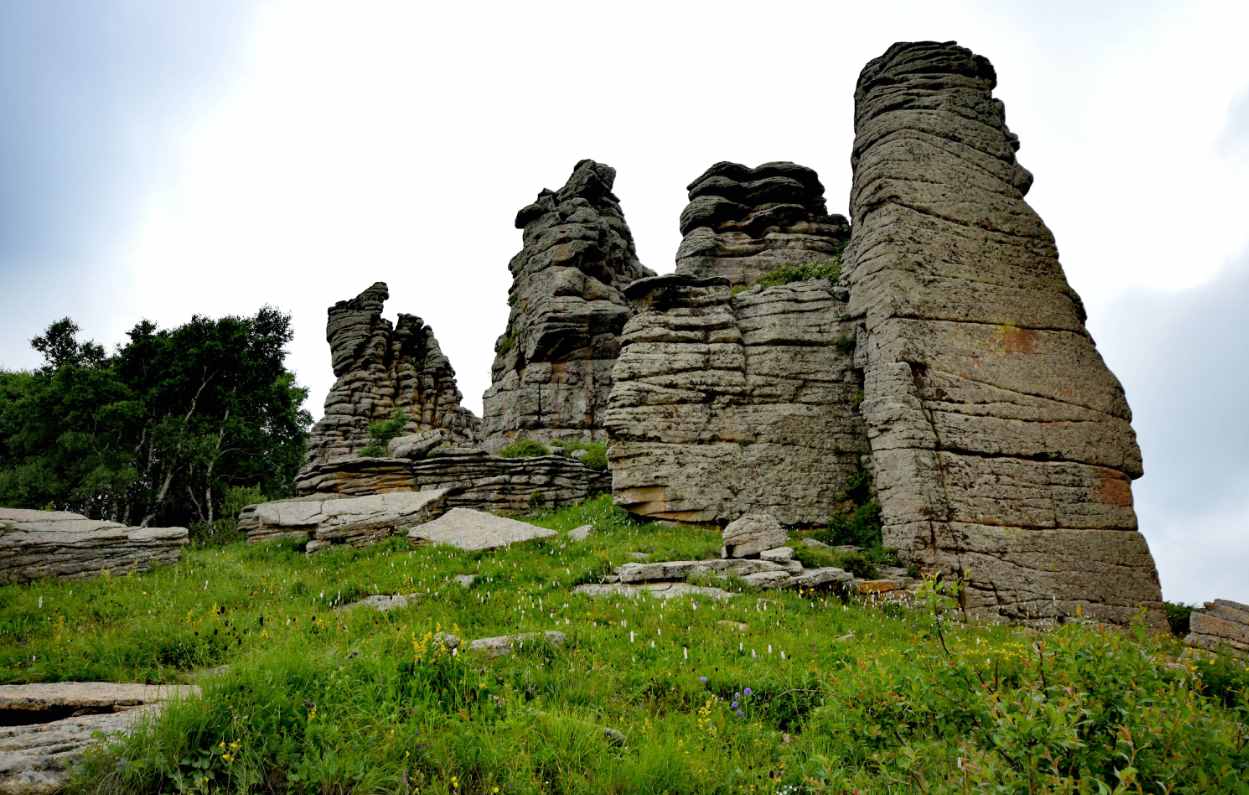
[498, 437, 550, 458]
[1164, 601, 1194, 637]
[756, 256, 842, 288]
[553, 439, 609, 471]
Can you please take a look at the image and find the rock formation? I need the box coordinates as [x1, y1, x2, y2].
[293, 450, 610, 515]
[304, 282, 479, 467]
[0, 508, 187, 584]
[481, 160, 654, 451]
[843, 41, 1163, 625]
[407, 507, 557, 551]
[607, 274, 867, 525]
[238, 489, 449, 553]
[1185, 599, 1249, 658]
[675, 161, 850, 286]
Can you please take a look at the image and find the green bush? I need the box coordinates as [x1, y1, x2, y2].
[1164, 601, 1195, 637]
[498, 437, 550, 458]
[755, 256, 842, 288]
[553, 439, 609, 471]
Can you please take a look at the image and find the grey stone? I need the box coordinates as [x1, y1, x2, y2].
[240, 489, 449, 552]
[1185, 599, 1249, 658]
[407, 508, 556, 551]
[616, 557, 789, 583]
[466, 631, 567, 658]
[337, 593, 420, 612]
[572, 582, 736, 601]
[722, 514, 788, 559]
[568, 524, 594, 542]
[760, 547, 794, 562]
[481, 160, 655, 451]
[843, 41, 1164, 627]
[790, 567, 853, 589]
[675, 161, 850, 287]
[387, 430, 446, 460]
[0, 682, 199, 794]
[303, 282, 480, 468]
[0, 508, 187, 585]
[607, 275, 867, 525]
[453, 574, 478, 589]
[292, 452, 609, 516]
[741, 570, 794, 589]
[602, 727, 627, 747]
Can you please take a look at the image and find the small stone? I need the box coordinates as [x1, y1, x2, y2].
[337, 593, 420, 612]
[717, 620, 749, 632]
[467, 631, 567, 658]
[603, 727, 627, 747]
[568, 524, 593, 542]
[760, 547, 794, 562]
[453, 575, 477, 589]
[722, 514, 787, 558]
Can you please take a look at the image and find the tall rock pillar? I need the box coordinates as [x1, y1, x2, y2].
[845, 42, 1163, 625]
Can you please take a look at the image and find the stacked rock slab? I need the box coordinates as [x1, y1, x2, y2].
[843, 41, 1163, 625]
[238, 489, 449, 553]
[294, 452, 610, 515]
[481, 160, 655, 451]
[676, 161, 850, 287]
[1, 507, 187, 584]
[304, 282, 480, 466]
[606, 273, 867, 525]
[1185, 600, 1249, 658]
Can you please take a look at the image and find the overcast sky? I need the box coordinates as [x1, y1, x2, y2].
[2, 1, 1246, 604]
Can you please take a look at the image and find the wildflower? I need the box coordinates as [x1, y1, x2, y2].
[743, 687, 752, 696]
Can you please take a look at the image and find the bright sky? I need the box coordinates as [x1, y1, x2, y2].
[2, 1, 1247, 604]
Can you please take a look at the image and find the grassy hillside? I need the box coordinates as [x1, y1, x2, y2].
[2, 496, 1246, 793]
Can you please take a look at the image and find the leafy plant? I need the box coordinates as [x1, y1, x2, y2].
[1164, 600, 1195, 637]
[755, 255, 842, 288]
[498, 437, 550, 459]
[553, 439, 609, 471]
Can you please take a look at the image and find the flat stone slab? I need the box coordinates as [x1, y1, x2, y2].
[335, 593, 420, 613]
[437, 631, 568, 658]
[0, 682, 199, 794]
[0, 508, 187, 585]
[1186, 599, 1249, 658]
[616, 558, 791, 584]
[568, 524, 594, 542]
[407, 508, 555, 551]
[573, 582, 736, 601]
[240, 489, 449, 553]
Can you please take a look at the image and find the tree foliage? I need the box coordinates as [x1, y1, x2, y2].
[0, 309, 311, 527]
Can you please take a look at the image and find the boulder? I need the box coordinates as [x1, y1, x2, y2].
[481, 159, 655, 451]
[303, 282, 480, 467]
[722, 514, 788, 558]
[239, 489, 448, 552]
[336, 593, 420, 612]
[0, 508, 187, 585]
[675, 161, 850, 286]
[1185, 599, 1249, 658]
[407, 508, 556, 551]
[464, 631, 567, 658]
[843, 41, 1164, 627]
[607, 274, 867, 525]
[568, 524, 594, 542]
[0, 682, 198, 794]
[387, 430, 446, 460]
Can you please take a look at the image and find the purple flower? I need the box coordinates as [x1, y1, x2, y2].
[731, 700, 739, 709]
[743, 687, 753, 696]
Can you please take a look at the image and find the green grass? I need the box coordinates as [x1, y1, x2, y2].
[755, 258, 842, 288]
[2, 496, 1247, 793]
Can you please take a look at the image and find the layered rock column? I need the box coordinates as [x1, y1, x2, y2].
[481, 160, 654, 450]
[676, 161, 849, 286]
[606, 274, 867, 525]
[304, 282, 480, 466]
[844, 42, 1163, 624]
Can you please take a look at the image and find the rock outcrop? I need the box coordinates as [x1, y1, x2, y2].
[843, 41, 1163, 625]
[676, 161, 850, 286]
[1185, 599, 1249, 658]
[238, 489, 449, 553]
[407, 507, 557, 551]
[0, 682, 198, 794]
[481, 160, 654, 451]
[606, 274, 868, 525]
[304, 282, 479, 467]
[0, 508, 187, 585]
[294, 451, 610, 515]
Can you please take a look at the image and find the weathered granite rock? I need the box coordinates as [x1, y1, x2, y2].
[573, 582, 736, 601]
[407, 507, 556, 551]
[607, 274, 868, 524]
[722, 514, 788, 558]
[293, 452, 609, 515]
[238, 489, 448, 553]
[437, 631, 568, 658]
[760, 547, 794, 562]
[387, 430, 446, 460]
[0, 682, 198, 795]
[0, 508, 187, 585]
[616, 558, 795, 584]
[336, 593, 420, 612]
[844, 41, 1163, 626]
[1185, 599, 1249, 658]
[304, 282, 480, 467]
[676, 161, 850, 286]
[568, 524, 594, 541]
[481, 160, 655, 450]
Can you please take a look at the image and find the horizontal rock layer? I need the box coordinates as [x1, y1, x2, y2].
[305, 282, 480, 467]
[239, 489, 449, 553]
[844, 41, 1162, 626]
[1185, 599, 1249, 658]
[0, 508, 187, 585]
[294, 452, 610, 515]
[481, 160, 654, 450]
[606, 274, 868, 525]
[676, 161, 849, 286]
